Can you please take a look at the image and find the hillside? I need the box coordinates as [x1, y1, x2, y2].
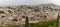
[0, 4, 59, 25]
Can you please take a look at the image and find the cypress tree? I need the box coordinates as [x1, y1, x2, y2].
[56, 13, 59, 27]
[25, 16, 29, 27]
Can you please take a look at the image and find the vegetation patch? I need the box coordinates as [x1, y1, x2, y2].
[12, 18, 18, 21]
[0, 11, 5, 14]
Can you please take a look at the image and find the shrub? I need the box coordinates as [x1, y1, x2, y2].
[8, 10, 11, 13]
[29, 19, 57, 27]
[12, 18, 18, 21]
[33, 9, 40, 12]
[0, 11, 5, 14]
[1, 16, 5, 18]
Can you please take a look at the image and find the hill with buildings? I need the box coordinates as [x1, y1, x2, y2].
[0, 4, 60, 25]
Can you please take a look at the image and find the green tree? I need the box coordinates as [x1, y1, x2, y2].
[25, 16, 29, 27]
[8, 10, 11, 13]
[56, 13, 59, 27]
[44, 15, 47, 18]
[0, 11, 5, 14]
[12, 18, 18, 21]
[34, 9, 40, 12]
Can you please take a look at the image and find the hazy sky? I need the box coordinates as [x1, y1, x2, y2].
[0, 0, 60, 6]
